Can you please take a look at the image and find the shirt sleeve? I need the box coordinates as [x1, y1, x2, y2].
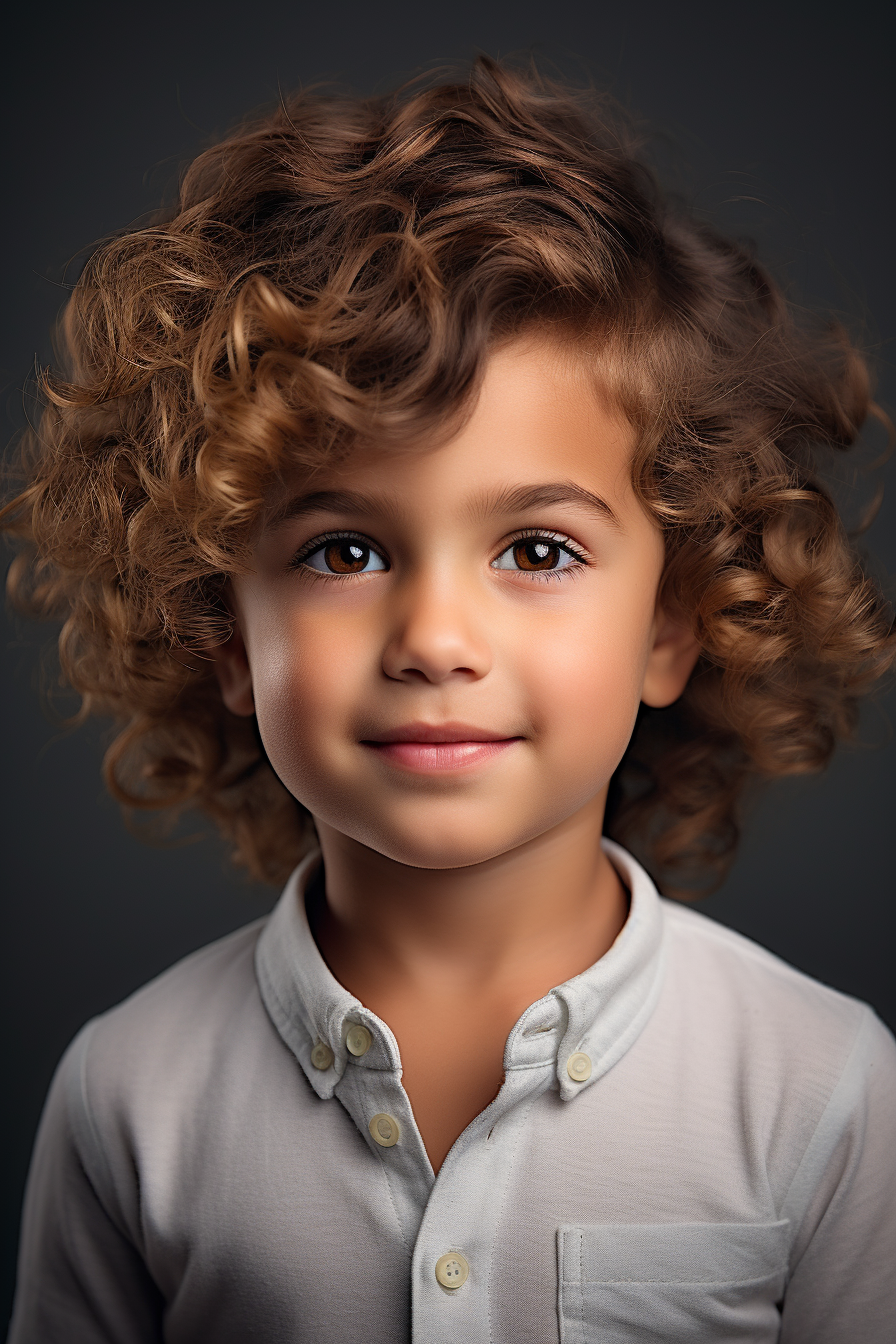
[779, 1005, 896, 1343]
[8, 1023, 164, 1344]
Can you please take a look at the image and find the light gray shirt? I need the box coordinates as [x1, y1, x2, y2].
[9, 841, 896, 1342]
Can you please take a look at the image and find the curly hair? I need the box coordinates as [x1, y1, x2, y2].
[3, 56, 893, 891]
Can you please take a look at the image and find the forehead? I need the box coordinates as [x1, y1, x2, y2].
[268, 337, 641, 526]
[453, 334, 632, 462]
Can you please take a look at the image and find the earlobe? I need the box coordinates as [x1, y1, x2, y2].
[640, 606, 702, 709]
[209, 622, 256, 717]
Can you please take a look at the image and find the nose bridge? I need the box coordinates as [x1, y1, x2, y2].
[383, 551, 491, 683]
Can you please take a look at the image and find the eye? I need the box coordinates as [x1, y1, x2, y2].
[491, 534, 583, 574]
[298, 535, 388, 575]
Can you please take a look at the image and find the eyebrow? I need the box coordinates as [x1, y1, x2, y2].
[266, 489, 400, 530]
[472, 482, 622, 530]
[266, 481, 621, 531]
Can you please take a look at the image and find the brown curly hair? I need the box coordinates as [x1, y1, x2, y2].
[3, 57, 893, 891]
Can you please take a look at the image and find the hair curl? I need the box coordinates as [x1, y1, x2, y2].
[3, 57, 893, 891]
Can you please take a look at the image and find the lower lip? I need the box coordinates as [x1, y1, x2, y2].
[363, 740, 519, 773]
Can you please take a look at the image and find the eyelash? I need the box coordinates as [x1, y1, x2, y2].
[289, 531, 387, 583]
[498, 528, 590, 583]
[288, 528, 591, 582]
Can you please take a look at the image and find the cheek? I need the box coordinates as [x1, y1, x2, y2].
[525, 605, 653, 766]
[247, 612, 363, 776]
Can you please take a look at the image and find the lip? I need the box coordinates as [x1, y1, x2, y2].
[364, 721, 516, 744]
[361, 722, 522, 774]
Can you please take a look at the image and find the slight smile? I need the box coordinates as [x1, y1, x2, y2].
[361, 723, 523, 773]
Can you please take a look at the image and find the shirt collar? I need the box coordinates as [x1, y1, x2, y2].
[255, 838, 666, 1104]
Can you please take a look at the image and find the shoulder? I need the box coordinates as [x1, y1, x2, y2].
[32, 916, 305, 1255]
[63, 918, 275, 1128]
[95, 915, 265, 1036]
[657, 897, 896, 1090]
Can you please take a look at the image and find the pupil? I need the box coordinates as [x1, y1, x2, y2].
[517, 541, 557, 569]
[327, 541, 368, 572]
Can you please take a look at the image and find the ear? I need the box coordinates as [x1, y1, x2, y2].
[640, 603, 702, 709]
[209, 619, 256, 717]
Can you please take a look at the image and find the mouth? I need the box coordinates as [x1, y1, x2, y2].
[360, 722, 523, 773]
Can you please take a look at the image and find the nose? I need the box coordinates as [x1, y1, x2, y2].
[380, 571, 492, 685]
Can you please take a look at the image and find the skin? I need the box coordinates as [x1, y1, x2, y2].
[212, 335, 701, 1174]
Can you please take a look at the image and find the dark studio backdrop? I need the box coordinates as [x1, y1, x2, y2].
[2, 0, 894, 1321]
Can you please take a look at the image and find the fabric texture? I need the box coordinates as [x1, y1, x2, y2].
[8, 840, 896, 1343]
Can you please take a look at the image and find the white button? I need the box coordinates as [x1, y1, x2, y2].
[310, 1041, 334, 1070]
[567, 1051, 592, 1081]
[346, 1024, 372, 1056]
[368, 1113, 399, 1147]
[435, 1251, 469, 1289]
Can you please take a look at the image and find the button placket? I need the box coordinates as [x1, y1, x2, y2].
[334, 1047, 435, 1254]
[410, 1068, 554, 1341]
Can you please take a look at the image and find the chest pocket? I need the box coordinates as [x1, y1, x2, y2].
[557, 1220, 789, 1343]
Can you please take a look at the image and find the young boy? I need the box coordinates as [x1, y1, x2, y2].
[5, 58, 895, 1343]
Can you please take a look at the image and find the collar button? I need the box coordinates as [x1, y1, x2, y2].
[310, 1041, 334, 1070]
[346, 1024, 373, 1057]
[566, 1051, 592, 1082]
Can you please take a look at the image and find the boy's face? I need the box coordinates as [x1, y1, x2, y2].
[217, 336, 699, 870]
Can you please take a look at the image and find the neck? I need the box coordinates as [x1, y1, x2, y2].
[308, 796, 629, 1013]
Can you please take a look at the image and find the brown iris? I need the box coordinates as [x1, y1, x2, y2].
[323, 541, 370, 573]
[513, 540, 561, 570]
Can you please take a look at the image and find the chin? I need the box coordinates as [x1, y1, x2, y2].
[343, 811, 521, 871]
[367, 835, 507, 871]
[347, 799, 568, 870]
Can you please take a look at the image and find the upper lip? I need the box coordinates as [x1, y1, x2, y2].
[363, 722, 518, 744]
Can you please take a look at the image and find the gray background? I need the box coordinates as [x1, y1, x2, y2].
[2, 0, 894, 1326]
